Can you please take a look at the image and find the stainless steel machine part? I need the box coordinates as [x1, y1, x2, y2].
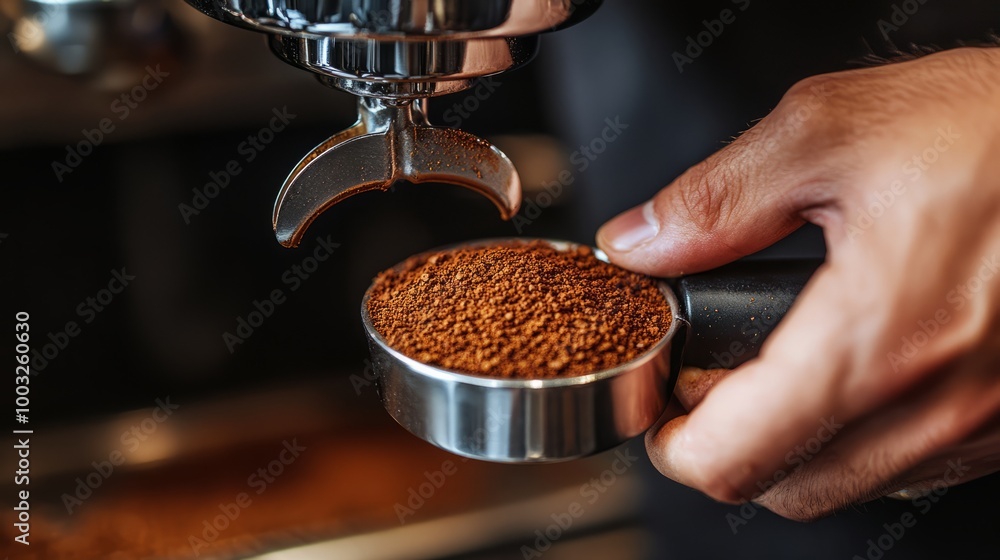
[182, 0, 601, 245]
[360, 240, 679, 463]
[267, 34, 540, 98]
[183, 0, 595, 39]
[274, 97, 522, 248]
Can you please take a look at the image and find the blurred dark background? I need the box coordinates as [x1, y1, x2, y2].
[1, 0, 998, 558]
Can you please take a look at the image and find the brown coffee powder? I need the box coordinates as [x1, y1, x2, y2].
[366, 240, 672, 379]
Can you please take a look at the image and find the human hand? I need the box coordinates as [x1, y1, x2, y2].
[596, 47, 1000, 520]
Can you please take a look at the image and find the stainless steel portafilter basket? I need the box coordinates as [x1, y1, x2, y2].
[361, 239, 818, 463]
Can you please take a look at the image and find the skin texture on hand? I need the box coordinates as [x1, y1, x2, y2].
[597, 47, 1000, 521]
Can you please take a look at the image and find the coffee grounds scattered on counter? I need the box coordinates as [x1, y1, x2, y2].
[366, 240, 672, 379]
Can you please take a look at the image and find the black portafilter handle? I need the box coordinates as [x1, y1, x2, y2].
[670, 260, 822, 370]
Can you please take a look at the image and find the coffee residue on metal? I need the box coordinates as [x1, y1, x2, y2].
[366, 240, 672, 379]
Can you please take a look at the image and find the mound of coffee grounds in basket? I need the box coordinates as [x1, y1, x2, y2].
[366, 240, 672, 379]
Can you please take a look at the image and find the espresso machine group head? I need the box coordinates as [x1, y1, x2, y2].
[182, 0, 602, 247]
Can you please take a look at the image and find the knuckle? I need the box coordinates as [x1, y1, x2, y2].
[759, 479, 842, 522]
[778, 74, 838, 121]
[928, 47, 1000, 90]
[671, 161, 741, 236]
[643, 434, 743, 503]
[645, 425, 748, 503]
[764, 500, 831, 522]
[767, 74, 856, 152]
[764, 75, 848, 148]
[764, 72, 876, 183]
[761, 456, 898, 522]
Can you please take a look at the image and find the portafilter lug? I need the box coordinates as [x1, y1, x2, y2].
[273, 97, 522, 248]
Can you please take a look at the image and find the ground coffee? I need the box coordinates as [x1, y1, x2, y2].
[366, 240, 672, 379]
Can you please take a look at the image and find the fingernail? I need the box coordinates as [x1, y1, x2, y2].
[599, 201, 659, 252]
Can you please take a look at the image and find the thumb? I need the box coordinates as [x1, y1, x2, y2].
[596, 122, 813, 277]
